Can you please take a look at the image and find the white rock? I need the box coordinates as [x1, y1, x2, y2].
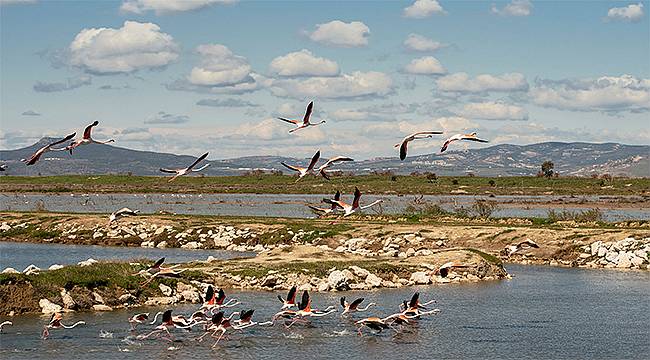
[590, 241, 602, 256]
[365, 273, 382, 287]
[156, 241, 168, 249]
[23, 264, 41, 275]
[317, 281, 330, 292]
[605, 251, 619, 263]
[615, 252, 632, 268]
[138, 233, 149, 240]
[78, 258, 98, 267]
[181, 241, 201, 249]
[154, 227, 165, 236]
[327, 270, 350, 290]
[405, 248, 416, 257]
[92, 231, 104, 239]
[0, 223, 11, 231]
[410, 272, 431, 285]
[2, 267, 19, 274]
[349, 266, 370, 279]
[93, 304, 113, 311]
[39, 299, 62, 314]
[61, 289, 76, 309]
[144, 297, 177, 306]
[159, 283, 173, 296]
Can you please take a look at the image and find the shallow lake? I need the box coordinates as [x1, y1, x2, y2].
[1, 264, 648, 359]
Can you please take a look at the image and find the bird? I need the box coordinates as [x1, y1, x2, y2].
[287, 290, 336, 326]
[440, 132, 488, 153]
[232, 309, 272, 329]
[308, 191, 341, 217]
[160, 152, 210, 182]
[394, 131, 443, 160]
[316, 156, 354, 180]
[139, 309, 193, 341]
[61, 121, 115, 154]
[280, 150, 320, 182]
[0, 321, 12, 333]
[109, 207, 139, 224]
[134, 257, 187, 286]
[21, 133, 76, 166]
[340, 297, 375, 315]
[128, 313, 149, 330]
[504, 239, 540, 257]
[201, 286, 240, 312]
[42, 313, 85, 339]
[196, 311, 241, 347]
[354, 317, 390, 336]
[277, 101, 325, 133]
[277, 286, 298, 310]
[0, 164, 7, 171]
[322, 187, 383, 216]
[400, 292, 439, 318]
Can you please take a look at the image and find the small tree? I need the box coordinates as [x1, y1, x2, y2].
[541, 161, 554, 178]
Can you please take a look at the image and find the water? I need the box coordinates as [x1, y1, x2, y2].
[1, 265, 648, 359]
[0, 241, 252, 270]
[1, 193, 647, 221]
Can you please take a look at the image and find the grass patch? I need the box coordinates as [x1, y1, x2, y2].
[465, 248, 502, 265]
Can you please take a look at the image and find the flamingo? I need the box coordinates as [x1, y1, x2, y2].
[317, 156, 354, 180]
[308, 191, 341, 217]
[440, 132, 488, 153]
[233, 309, 273, 329]
[400, 292, 439, 318]
[196, 311, 240, 346]
[42, 313, 85, 339]
[61, 121, 115, 154]
[0, 164, 7, 171]
[21, 133, 76, 166]
[277, 286, 298, 310]
[134, 257, 187, 286]
[354, 317, 391, 336]
[109, 207, 139, 224]
[394, 131, 443, 160]
[160, 152, 210, 182]
[322, 187, 383, 216]
[0, 321, 12, 332]
[504, 239, 540, 257]
[128, 313, 149, 330]
[277, 101, 325, 133]
[340, 297, 375, 316]
[286, 291, 336, 327]
[280, 150, 320, 182]
[201, 286, 239, 312]
[139, 310, 193, 341]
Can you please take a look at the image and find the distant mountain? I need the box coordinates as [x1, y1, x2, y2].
[0, 139, 648, 177]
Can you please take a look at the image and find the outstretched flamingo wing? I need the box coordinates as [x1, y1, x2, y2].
[187, 152, 209, 170]
[49, 132, 77, 148]
[306, 150, 321, 171]
[281, 162, 302, 172]
[352, 187, 362, 209]
[277, 117, 299, 125]
[159, 168, 178, 173]
[302, 101, 314, 124]
[350, 298, 365, 310]
[287, 286, 297, 304]
[152, 257, 165, 269]
[399, 141, 409, 161]
[83, 121, 99, 139]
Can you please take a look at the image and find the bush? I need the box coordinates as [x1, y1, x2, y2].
[451, 179, 459, 185]
[547, 208, 604, 222]
[425, 172, 438, 183]
[404, 196, 449, 217]
[471, 199, 498, 218]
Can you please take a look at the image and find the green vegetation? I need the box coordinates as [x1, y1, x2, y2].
[0, 174, 647, 195]
[547, 208, 604, 223]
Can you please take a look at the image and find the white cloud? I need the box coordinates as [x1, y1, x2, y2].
[33, 75, 92, 92]
[530, 75, 650, 113]
[490, 0, 532, 17]
[606, 3, 644, 22]
[188, 44, 252, 86]
[196, 98, 259, 107]
[404, 33, 445, 52]
[269, 49, 339, 77]
[404, 56, 446, 75]
[21, 110, 41, 116]
[144, 111, 190, 124]
[461, 101, 528, 120]
[269, 71, 393, 100]
[68, 21, 179, 74]
[403, 0, 446, 19]
[436, 72, 529, 93]
[308, 20, 370, 47]
[0, 0, 36, 5]
[120, 0, 236, 15]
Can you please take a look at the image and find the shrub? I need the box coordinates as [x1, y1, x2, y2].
[471, 199, 498, 218]
[547, 208, 604, 222]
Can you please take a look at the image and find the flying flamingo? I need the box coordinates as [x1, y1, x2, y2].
[354, 317, 391, 336]
[0, 164, 7, 171]
[109, 207, 139, 224]
[503, 239, 539, 257]
[128, 313, 149, 330]
[21, 133, 76, 166]
[340, 297, 375, 316]
[400, 292, 439, 318]
[277, 286, 298, 310]
[316, 156, 354, 180]
[280, 150, 320, 182]
[0, 321, 12, 332]
[196, 311, 241, 347]
[277, 101, 325, 133]
[42, 313, 85, 339]
[61, 121, 115, 154]
[322, 187, 383, 216]
[139, 310, 193, 341]
[233, 309, 273, 329]
[160, 152, 210, 182]
[134, 257, 187, 286]
[308, 191, 341, 217]
[286, 291, 336, 327]
[440, 132, 488, 153]
[394, 131, 443, 160]
[201, 286, 239, 312]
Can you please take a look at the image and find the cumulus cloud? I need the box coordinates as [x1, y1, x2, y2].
[490, 0, 532, 17]
[606, 3, 644, 22]
[404, 56, 446, 75]
[196, 98, 259, 107]
[0, 0, 37, 5]
[461, 101, 528, 120]
[530, 75, 650, 113]
[120, 0, 236, 15]
[269, 71, 393, 100]
[403, 0, 446, 18]
[308, 20, 370, 47]
[21, 110, 41, 116]
[404, 33, 445, 52]
[33, 75, 91, 92]
[68, 21, 179, 74]
[269, 49, 339, 77]
[144, 111, 190, 124]
[436, 72, 529, 93]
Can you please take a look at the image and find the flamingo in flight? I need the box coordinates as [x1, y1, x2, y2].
[280, 150, 320, 182]
[400, 292, 439, 318]
[440, 132, 488, 153]
[201, 285, 239, 312]
[233, 309, 273, 329]
[128, 313, 149, 330]
[503, 239, 540, 257]
[277, 101, 325, 133]
[0, 164, 7, 171]
[286, 290, 336, 327]
[308, 191, 341, 217]
[61, 121, 115, 154]
[134, 257, 187, 286]
[394, 131, 443, 160]
[277, 286, 298, 310]
[317, 156, 354, 180]
[0, 321, 12, 333]
[160, 152, 210, 182]
[322, 187, 383, 216]
[21, 133, 76, 166]
[139, 310, 193, 341]
[196, 311, 242, 347]
[109, 207, 139, 224]
[42, 313, 85, 339]
[340, 297, 375, 316]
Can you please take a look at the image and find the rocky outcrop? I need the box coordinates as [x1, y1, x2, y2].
[578, 238, 649, 269]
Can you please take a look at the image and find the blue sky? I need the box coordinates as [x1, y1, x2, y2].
[1, 0, 648, 159]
